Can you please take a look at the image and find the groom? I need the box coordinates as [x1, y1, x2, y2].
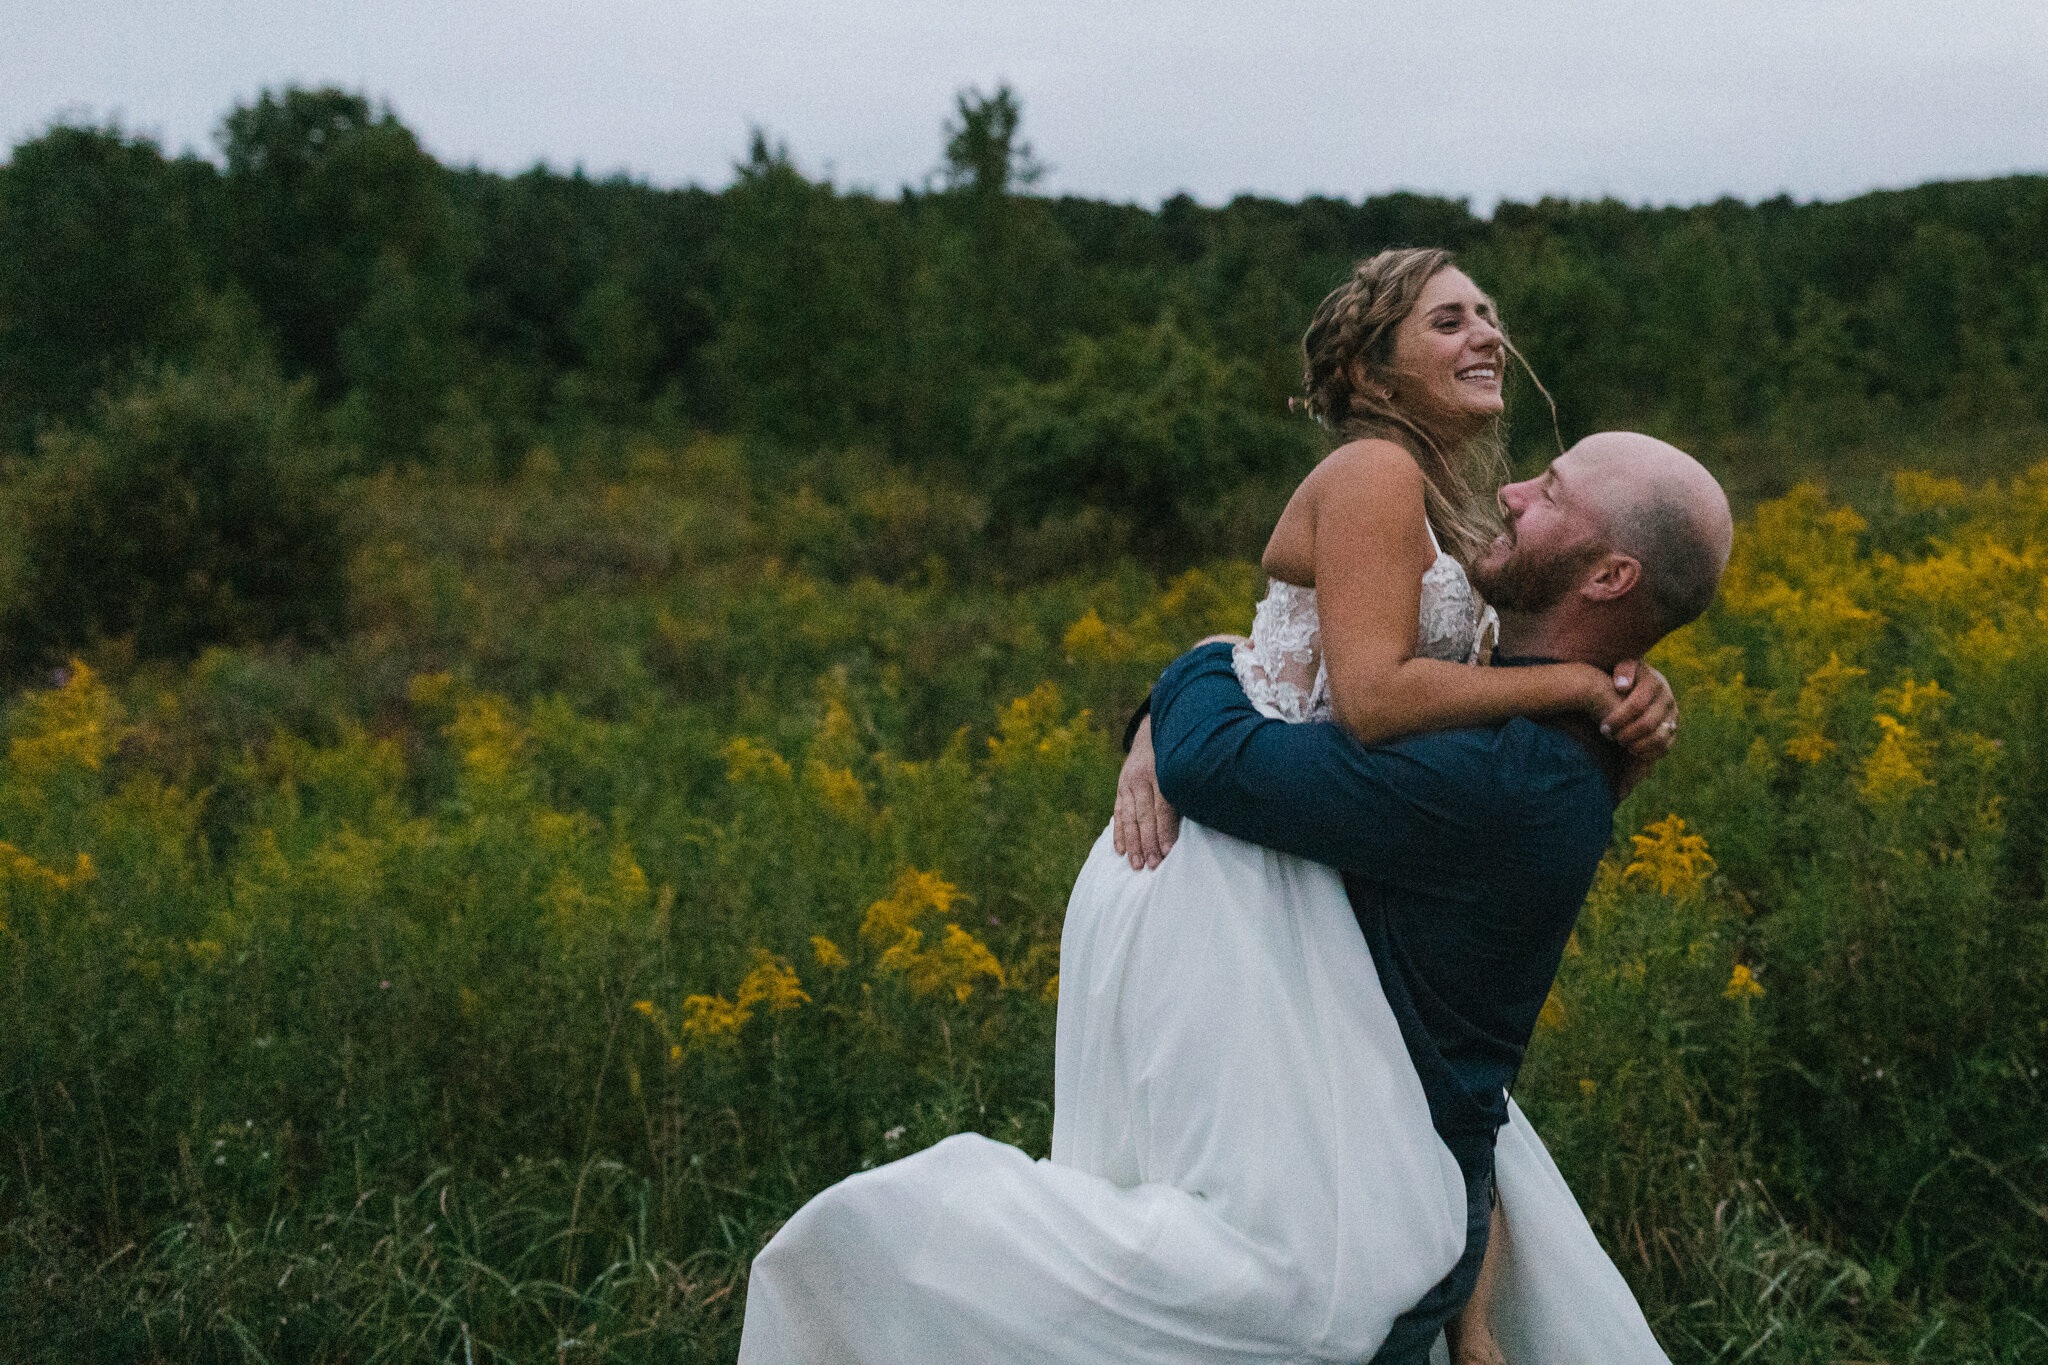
[1122, 431, 1732, 1360]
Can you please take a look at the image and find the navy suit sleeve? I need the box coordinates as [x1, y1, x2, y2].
[1149, 643, 1476, 883]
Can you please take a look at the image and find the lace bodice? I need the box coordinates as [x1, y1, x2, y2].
[1234, 542, 1498, 724]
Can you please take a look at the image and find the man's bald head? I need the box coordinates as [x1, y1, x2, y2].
[1570, 432, 1733, 638]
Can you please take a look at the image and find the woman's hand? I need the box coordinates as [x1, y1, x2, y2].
[1113, 715, 1180, 871]
[1598, 661, 1678, 761]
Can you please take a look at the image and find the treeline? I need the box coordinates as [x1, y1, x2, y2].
[2, 85, 2046, 656]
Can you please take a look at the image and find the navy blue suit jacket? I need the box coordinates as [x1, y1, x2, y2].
[1149, 642, 1616, 1173]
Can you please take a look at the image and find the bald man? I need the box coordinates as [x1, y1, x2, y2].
[1133, 432, 1732, 1362]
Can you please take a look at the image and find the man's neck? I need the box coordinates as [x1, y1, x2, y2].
[1496, 608, 1628, 671]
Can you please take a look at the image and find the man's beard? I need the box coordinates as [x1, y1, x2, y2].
[1469, 534, 1605, 615]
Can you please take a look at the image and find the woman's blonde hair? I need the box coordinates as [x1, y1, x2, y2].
[1300, 248, 1531, 565]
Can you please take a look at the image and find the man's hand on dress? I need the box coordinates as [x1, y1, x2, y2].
[1114, 715, 1181, 871]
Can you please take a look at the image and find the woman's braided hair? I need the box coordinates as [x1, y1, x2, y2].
[1300, 247, 1514, 565]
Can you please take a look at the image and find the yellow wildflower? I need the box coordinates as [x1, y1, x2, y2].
[8, 660, 123, 779]
[1859, 714, 1930, 804]
[1536, 986, 1567, 1033]
[724, 737, 793, 783]
[1723, 963, 1765, 1000]
[1579, 1078, 1599, 1099]
[986, 684, 1091, 771]
[811, 935, 849, 970]
[1955, 620, 2022, 668]
[861, 868, 969, 945]
[1623, 816, 1717, 898]
[632, 999, 656, 1017]
[1877, 674, 1949, 721]
[807, 762, 870, 822]
[1062, 609, 1134, 664]
[680, 993, 749, 1044]
[447, 694, 528, 785]
[608, 846, 651, 910]
[1796, 652, 1868, 722]
[860, 867, 1002, 1000]
[1784, 733, 1836, 764]
[0, 842, 95, 893]
[736, 949, 809, 1014]
[812, 696, 862, 766]
[1891, 469, 1970, 510]
[1718, 488, 1883, 667]
[914, 923, 1006, 1003]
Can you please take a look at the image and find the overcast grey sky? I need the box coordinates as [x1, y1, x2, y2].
[7, 0, 2047, 211]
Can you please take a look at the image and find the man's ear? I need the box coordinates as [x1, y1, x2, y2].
[1579, 552, 1642, 603]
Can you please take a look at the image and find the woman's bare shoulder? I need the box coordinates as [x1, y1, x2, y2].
[1309, 437, 1427, 496]
[1265, 439, 1428, 583]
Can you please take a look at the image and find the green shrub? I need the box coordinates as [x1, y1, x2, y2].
[977, 317, 1316, 557]
[0, 359, 353, 671]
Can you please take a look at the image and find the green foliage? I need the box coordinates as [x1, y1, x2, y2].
[7, 87, 2048, 526]
[978, 317, 1315, 552]
[0, 123, 204, 431]
[942, 84, 1044, 197]
[0, 357, 353, 671]
[2, 454, 2045, 1360]
[7, 79, 2048, 1362]
[220, 88, 464, 414]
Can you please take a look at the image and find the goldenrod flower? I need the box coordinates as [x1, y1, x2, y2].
[1784, 733, 1836, 765]
[1623, 815, 1717, 898]
[0, 842, 95, 894]
[1859, 714, 1931, 804]
[1877, 674, 1949, 721]
[1724, 963, 1765, 1000]
[985, 684, 1091, 770]
[862, 868, 968, 946]
[680, 993, 749, 1044]
[861, 867, 1003, 1000]
[736, 950, 809, 1014]
[723, 737, 793, 783]
[448, 694, 528, 785]
[8, 660, 123, 778]
[807, 762, 869, 822]
[1062, 609, 1134, 664]
[1891, 469, 1969, 510]
[811, 935, 848, 970]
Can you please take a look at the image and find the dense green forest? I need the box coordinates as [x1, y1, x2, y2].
[5, 86, 2048, 590]
[3, 86, 2046, 1362]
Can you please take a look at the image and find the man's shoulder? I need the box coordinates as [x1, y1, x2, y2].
[1379, 717, 1613, 800]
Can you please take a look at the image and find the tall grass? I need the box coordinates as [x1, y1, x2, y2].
[3, 442, 2045, 1360]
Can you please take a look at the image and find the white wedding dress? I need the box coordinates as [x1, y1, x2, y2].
[738, 539, 1669, 1364]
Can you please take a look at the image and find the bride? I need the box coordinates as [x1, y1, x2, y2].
[738, 249, 1682, 1364]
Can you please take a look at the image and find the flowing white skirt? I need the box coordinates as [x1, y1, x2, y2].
[738, 822, 1669, 1363]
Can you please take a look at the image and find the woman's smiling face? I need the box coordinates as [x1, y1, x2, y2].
[1380, 267, 1506, 437]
